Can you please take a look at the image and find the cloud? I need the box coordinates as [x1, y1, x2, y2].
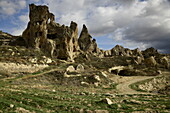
[0, 0, 26, 16]
[0, 0, 170, 53]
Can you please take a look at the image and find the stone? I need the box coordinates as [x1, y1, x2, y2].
[101, 72, 108, 78]
[86, 110, 93, 113]
[81, 81, 89, 87]
[29, 58, 37, 63]
[156, 70, 162, 74]
[144, 56, 157, 67]
[10, 104, 14, 108]
[66, 66, 75, 72]
[94, 110, 109, 113]
[101, 98, 113, 105]
[44, 58, 52, 64]
[135, 56, 144, 64]
[160, 56, 169, 69]
[76, 64, 84, 72]
[94, 75, 101, 82]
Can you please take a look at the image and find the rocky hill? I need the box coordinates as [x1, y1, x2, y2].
[0, 4, 170, 113]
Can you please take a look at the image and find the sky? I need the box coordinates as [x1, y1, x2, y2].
[0, 0, 170, 53]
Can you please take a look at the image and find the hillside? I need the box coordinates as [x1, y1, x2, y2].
[0, 4, 169, 113]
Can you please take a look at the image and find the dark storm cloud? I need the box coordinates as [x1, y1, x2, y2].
[0, 0, 170, 53]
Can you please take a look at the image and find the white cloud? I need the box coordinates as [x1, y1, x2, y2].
[19, 14, 29, 23]
[0, 0, 26, 16]
[1, 0, 170, 53]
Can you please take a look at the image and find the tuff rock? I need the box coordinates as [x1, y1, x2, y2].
[78, 24, 99, 53]
[22, 4, 80, 61]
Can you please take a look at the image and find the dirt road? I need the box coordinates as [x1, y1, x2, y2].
[116, 76, 154, 94]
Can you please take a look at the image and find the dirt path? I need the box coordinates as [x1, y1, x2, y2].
[116, 76, 154, 94]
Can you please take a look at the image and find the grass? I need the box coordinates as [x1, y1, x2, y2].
[0, 62, 169, 112]
[0, 80, 169, 112]
[129, 76, 156, 92]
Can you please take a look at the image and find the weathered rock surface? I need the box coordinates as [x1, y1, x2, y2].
[104, 45, 143, 57]
[22, 4, 80, 61]
[22, 4, 50, 49]
[144, 56, 157, 67]
[160, 56, 169, 69]
[78, 25, 99, 53]
[47, 21, 80, 60]
[76, 64, 84, 72]
[66, 65, 75, 73]
[0, 62, 48, 73]
[142, 47, 160, 58]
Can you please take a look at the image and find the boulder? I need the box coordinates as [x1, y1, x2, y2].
[76, 64, 84, 72]
[66, 66, 75, 73]
[94, 110, 109, 113]
[134, 56, 144, 64]
[144, 56, 157, 67]
[101, 98, 113, 105]
[160, 56, 169, 69]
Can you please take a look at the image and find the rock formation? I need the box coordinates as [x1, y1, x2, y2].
[144, 56, 157, 67]
[104, 45, 143, 57]
[22, 4, 80, 61]
[78, 25, 99, 53]
[20, 3, 165, 63]
[142, 47, 160, 58]
[22, 4, 50, 49]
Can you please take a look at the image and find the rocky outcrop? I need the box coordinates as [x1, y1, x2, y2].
[142, 47, 160, 58]
[22, 4, 80, 61]
[78, 25, 99, 53]
[104, 45, 142, 57]
[144, 56, 157, 67]
[47, 21, 80, 60]
[22, 4, 50, 49]
[160, 56, 169, 69]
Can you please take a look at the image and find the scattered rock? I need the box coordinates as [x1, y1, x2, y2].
[101, 98, 113, 105]
[160, 56, 169, 69]
[81, 81, 89, 87]
[144, 56, 157, 67]
[10, 104, 14, 108]
[94, 110, 109, 113]
[44, 58, 52, 64]
[94, 75, 101, 82]
[66, 65, 75, 73]
[15, 107, 33, 113]
[29, 58, 37, 63]
[76, 64, 84, 72]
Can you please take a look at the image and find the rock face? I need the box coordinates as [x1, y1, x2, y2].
[22, 4, 80, 61]
[142, 47, 160, 58]
[22, 4, 50, 49]
[47, 21, 80, 60]
[144, 56, 157, 67]
[78, 25, 99, 53]
[160, 56, 169, 69]
[104, 45, 143, 57]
